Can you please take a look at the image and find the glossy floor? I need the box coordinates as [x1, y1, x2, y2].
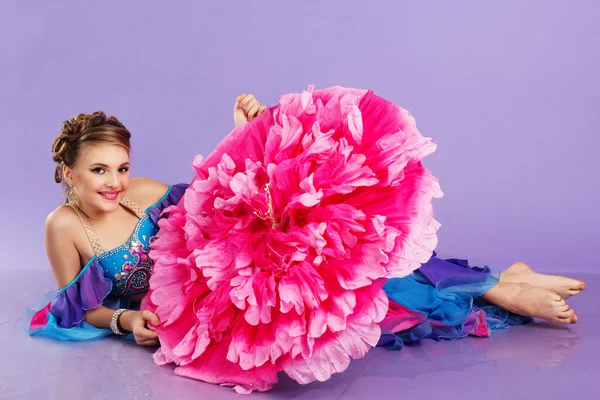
[1, 271, 597, 400]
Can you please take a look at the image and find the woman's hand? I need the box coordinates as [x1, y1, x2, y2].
[233, 94, 267, 127]
[119, 310, 160, 347]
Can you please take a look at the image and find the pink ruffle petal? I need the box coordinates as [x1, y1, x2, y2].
[144, 85, 442, 392]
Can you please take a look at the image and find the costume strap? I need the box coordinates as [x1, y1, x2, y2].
[119, 196, 145, 219]
[70, 204, 105, 257]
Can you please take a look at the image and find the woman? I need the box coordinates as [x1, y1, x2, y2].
[29, 94, 266, 344]
[29, 87, 585, 392]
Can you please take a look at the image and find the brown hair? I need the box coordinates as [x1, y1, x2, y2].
[52, 111, 132, 184]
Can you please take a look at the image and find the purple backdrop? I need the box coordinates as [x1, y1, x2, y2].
[1, 1, 598, 274]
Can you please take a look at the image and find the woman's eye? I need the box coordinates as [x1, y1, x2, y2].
[119, 167, 129, 173]
[91, 168, 105, 174]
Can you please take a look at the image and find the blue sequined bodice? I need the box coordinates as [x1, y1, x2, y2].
[96, 214, 159, 297]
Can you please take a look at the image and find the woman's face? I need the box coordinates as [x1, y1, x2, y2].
[64, 143, 131, 214]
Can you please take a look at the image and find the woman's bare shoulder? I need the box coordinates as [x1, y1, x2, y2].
[45, 205, 85, 288]
[45, 204, 80, 233]
[126, 177, 170, 210]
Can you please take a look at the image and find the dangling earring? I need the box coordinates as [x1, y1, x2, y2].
[67, 185, 77, 205]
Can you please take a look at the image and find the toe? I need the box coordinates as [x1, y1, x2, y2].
[569, 279, 585, 290]
[554, 318, 571, 325]
[558, 308, 575, 319]
[558, 303, 570, 312]
[555, 315, 577, 324]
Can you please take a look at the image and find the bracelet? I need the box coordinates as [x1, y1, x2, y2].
[110, 309, 128, 336]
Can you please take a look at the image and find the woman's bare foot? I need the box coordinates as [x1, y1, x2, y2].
[482, 281, 578, 324]
[501, 262, 586, 299]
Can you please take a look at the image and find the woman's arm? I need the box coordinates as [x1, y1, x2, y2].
[45, 206, 86, 289]
[84, 307, 159, 346]
[44, 207, 160, 345]
[45, 208, 116, 330]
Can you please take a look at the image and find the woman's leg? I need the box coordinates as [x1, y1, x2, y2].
[416, 256, 583, 325]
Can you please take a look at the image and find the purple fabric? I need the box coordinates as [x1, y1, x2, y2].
[148, 183, 189, 225]
[50, 259, 113, 328]
[418, 252, 492, 286]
